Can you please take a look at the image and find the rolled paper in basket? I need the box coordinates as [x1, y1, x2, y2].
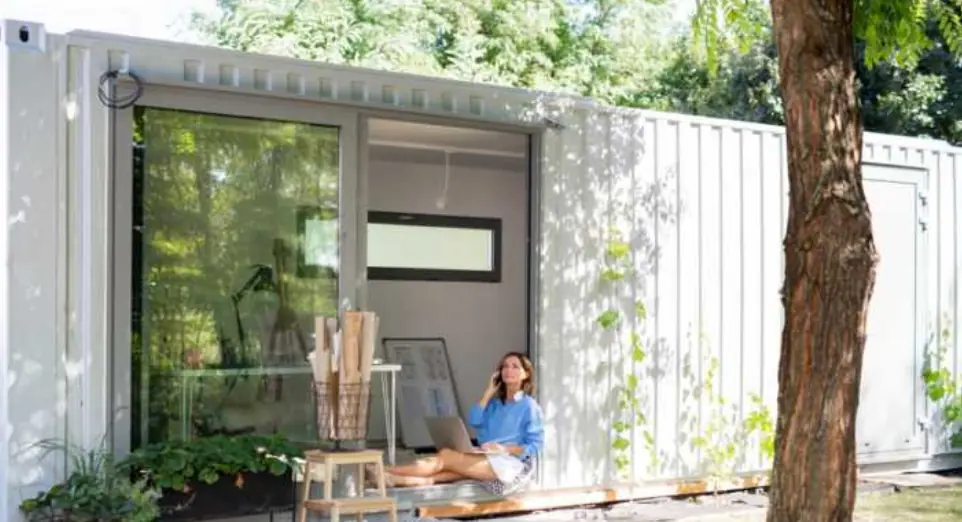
[311, 316, 336, 440]
[353, 312, 377, 440]
[359, 312, 377, 383]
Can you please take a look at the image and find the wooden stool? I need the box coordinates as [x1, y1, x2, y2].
[297, 449, 397, 522]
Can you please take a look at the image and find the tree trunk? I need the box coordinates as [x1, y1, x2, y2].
[767, 1, 879, 521]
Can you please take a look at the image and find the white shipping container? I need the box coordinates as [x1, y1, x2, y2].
[2, 18, 961, 521]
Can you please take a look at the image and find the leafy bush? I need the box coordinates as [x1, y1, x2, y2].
[20, 441, 160, 522]
[119, 434, 302, 491]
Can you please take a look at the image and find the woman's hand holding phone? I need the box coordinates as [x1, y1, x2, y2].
[482, 371, 500, 403]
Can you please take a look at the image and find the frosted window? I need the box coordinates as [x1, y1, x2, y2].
[366, 212, 501, 282]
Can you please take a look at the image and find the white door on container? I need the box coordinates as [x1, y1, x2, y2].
[856, 163, 926, 459]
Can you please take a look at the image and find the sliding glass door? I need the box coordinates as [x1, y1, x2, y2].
[112, 88, 357, 450]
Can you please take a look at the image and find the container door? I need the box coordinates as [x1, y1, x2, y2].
[856, 162, 928, 460]
[110, 85, 358, 454]
[535, 107, 630, 489]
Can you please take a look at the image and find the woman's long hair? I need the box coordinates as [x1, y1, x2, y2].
[497, 351, 535, 403]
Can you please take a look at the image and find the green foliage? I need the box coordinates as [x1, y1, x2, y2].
[686, 351, 775, 497]
[190, 0, 676, 104]
[119, 434, 302, 492]
[19, 440, 160, 522]
[921, 317, 962, 447]
[191, 0, 962, 150]
[687, 0, 770, 73]
[691, 0, 962, 71]
[597, 229, 656, 478]
[628, 34, 782, 123]
[597, 227, 775, 483]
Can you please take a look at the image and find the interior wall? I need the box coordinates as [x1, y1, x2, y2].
[364, 145, 528, 442]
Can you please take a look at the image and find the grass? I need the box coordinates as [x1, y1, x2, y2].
[853, 486, 962, 521]
[713, 486, 962, 521]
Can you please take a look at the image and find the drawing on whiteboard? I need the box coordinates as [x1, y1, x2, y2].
[402, 384, 427, 420]
[383, 337, 463, 449]
[394, 346, 419, 380]
[430, 387, 455, 417]
[422, 347, 449, 380]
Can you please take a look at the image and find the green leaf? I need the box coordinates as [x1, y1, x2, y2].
[643, 431, 655, 446]
[597, 310, 621, 329]
[600, 268, 625, 282]
[199, 469, 219, 485]
[612, 436, 631, 451]
[634, 301, 647, 319]
[606, 241, 631, 260]
[268, 459, 288, 476]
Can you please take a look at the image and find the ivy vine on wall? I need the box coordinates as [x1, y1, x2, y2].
[921, 316, 962, 447]
[597, 231, 656, 478]
[597, 230, 775, 485]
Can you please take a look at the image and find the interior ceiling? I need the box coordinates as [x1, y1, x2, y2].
[368, 118, 527, 157]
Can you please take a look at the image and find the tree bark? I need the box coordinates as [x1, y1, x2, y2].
[767, 1, 879, 521]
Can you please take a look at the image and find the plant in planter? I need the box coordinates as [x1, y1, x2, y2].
[20, 441, 160, 522]
[120, 434, 303, 520]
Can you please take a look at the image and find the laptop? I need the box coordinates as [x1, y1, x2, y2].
[424, 416, 492, 453]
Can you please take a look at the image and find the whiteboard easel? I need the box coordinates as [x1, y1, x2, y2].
[382, 337, 463, 450]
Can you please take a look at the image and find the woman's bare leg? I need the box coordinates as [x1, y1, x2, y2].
[433, 448, 498, 481]
[381, 455, 443, 477]
[383, 471, 464, 487]
[374, 449, 498, 486]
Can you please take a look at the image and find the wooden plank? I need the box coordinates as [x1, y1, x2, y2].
[416, 476, 772, 519]
[305, 497, 397, 514]
[304, 449, 385, 464]
[416, 487, 618, 519]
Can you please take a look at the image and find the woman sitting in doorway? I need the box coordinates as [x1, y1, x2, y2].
[373, 351, 544, 494]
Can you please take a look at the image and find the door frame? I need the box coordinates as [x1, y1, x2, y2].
[108, 84, 359, 455]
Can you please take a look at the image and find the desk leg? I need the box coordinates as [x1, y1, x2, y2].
[379, 373, 392, 465]
[389, 371, 396, 466]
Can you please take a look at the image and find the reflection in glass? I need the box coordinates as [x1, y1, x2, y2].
[130, 108, 340, 448]
[296, 205, 339, 279]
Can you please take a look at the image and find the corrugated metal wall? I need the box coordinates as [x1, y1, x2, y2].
[537, 107, 962, 489]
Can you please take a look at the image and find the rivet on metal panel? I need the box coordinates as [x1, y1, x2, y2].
[183, 60, 204, 83]
[287, 73, 305, 95]
[412, 89, 427, 108]
[381, 85, 397, 105]
[219, 65, 239, 87]
[319, 78, 334, 98]
[108, 50, 130, 73]
[469, 95, 483, 115]
[441, 92, 455, 112]
[350, 81, 367, 102]
[254, 69, 272, 91]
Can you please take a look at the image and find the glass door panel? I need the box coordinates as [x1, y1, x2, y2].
[130, 107, 341, 447]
